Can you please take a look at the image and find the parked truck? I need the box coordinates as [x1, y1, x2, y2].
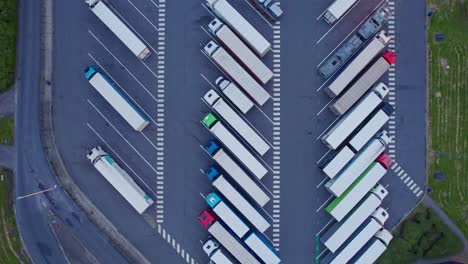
[205, 42, 271, 106]
[206, 0, 271, 56]
[321, 194, 388, 253]
[209, 175, 270, 232]
[324, 31, 391, 98]
[330, 51, 397, 115]
[349, 103, 394, 152]
[322, 83, 389, 149]
[358, 6, 391, 40]
[215, 77, 254, 115]
[320, 146, 355, 179]
[353, 229, 393, 264]
[206, 193, 250, 238]
[323, 0, 358, 24]
[199, 211, 261, 264]
[84, 66, 150, 131]
[319, 35, 363, 79]
[326, 161, 390, 221]
[85, 0, 151, 60]
[209, 19, 273, 84]
[325, 131, 392, 197]
[250, 0, 283, 21]
[202, 114, 268, 179]
[204, 90, 270, 155]
[87, 146, 154, 214]
[321, 210, 389, 264]
[202, 239, 234, 264]
[204, 141, 270, 206]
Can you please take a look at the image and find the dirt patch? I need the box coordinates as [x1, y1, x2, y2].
[440, 57, 450, 73]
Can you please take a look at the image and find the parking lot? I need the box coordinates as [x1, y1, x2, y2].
[51, 0, 426, 262]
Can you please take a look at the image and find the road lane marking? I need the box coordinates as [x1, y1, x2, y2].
[126, 0, 159, 31]
[317, 116, 340, 140]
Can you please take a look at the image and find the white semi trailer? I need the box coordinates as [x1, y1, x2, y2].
[215, 77, 254, 115]
[206, 0, 271, 56]
[202, 113, 268, 179]
[205, 41, 271, 106]
[321, 210, 389, 264]
[321, 194, 387, 253]
[204, 89, 270, 155]
[87, 147, 154, 214]
[323, 0, 358, 24]
[353, 229, 393, 264]
[322, 83, 389, 149]
[326, 131, 392, 196]
[209, 19, 273, 84]
[86, 0, 151, 60]
[85, 66, 150, 131]
[324, 31, 391, 97]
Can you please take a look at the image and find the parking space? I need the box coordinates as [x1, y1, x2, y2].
[51, 0, 426, 262]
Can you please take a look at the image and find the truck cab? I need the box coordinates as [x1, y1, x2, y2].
[199, 210, 216, 228]
[202, 113, 218, 128]
[371, 184, 389, 201]
[203, 238, 220, 256]
[208, 18, 223, 34]
[206, 192, 222, 208]
[205, 166, 220, 181]
[376, 153, 393, 169]
[204, 41, 219, 57]
[204, 140, 220, 156]
[84, 66, 98, 80]
[86, 146, 107, 164]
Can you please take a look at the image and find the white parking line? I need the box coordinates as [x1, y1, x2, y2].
[147, 0, 159, 8]
[316, 116, 340, 140]
[316, 0, 387, 66]
[126, 0, 159, 31]
[104, 4, 159, 55]
[316, 195, 334, 212]
[87, 100, 162, 176]
[241, 0, 274, 29]
[316, 218, 334, 236]
[88, 30, 159, 79]
[86, 123, 158, 199]
[316, 0, 362, 44]
[316, 177, 328, 189]
[316, 149, 331, 165]
[316, 98, 334, 116]
[201, 97, 274, 150]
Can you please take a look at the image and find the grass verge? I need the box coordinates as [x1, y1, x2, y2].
[0, 0, 17, 94]
[0, 167, 30, 264]
[378, 205, 463, 264]
[0, 116, 14, 146]
[428, 0, 468, 238]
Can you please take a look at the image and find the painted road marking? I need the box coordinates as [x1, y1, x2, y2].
[157, 224, 197, 264]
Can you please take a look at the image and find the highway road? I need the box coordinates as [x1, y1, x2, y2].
[14, 1, 131, 263]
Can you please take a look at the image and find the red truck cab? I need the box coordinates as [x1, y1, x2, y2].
[199, 210, 216, 228]
[376, 152, 393, 169]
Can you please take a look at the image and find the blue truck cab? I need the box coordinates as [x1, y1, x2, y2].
[204, 140, 220, 156]
[204, 166, 220, 181]
[84, 66, 98, 80]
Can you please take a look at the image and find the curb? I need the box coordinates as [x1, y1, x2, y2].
[38, 1, 150, 263]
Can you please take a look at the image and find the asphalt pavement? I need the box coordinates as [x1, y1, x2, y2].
[14, 1, 131, 263]
[49, 0, 427, 263]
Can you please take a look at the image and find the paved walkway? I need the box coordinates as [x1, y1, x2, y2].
[0, 87, 15, 117]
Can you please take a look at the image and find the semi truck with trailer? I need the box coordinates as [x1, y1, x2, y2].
[84, 66, 150, 131]
[321, 212, 389, 264]
[202, 239, 234, 264]
[330, 51, 397, 116]
[204, 89, 270, 155]
[320, 146, 355, 179]
[326, 131, 392, 197]
[85, 0, 151, 60]
[204, 41, 271, 106]
[324, 31, 391, 98]
[202, 114, 268, 179]
[204, 141, 270, 207]
[322, 83, 389, 149]
[86, 146, 154, 214]
[209, 19, 273, 84]
[349, 103, 394, 152]
[199, 210, 261, 264]
[206, 193, 250, 238]
[326, 163, 390, 221]
[250, 0, 283, 21]
[206, 0, 271, 56]
[358, 6, 391, 40]
[353, 229, 393, 264]
[215, 77, 254, 114]
[321, 193, 388, 253]
[209, 175, 270, 233]
[322, 0, 358, 24]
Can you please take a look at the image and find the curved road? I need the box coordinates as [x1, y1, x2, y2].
[14, 1, 129, 263]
